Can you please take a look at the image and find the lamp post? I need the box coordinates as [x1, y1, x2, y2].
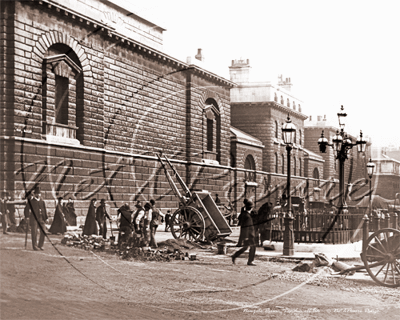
[282, 115, 296, 255]
[366, 158, 375, 219]
[317, 106, 367, 232]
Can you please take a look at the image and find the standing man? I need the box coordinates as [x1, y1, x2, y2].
[231, 200, 257, 266]
[65, 197, 77, 226]
[164, 210, 171, 232]
[215, 194, 221, 205]
[117, 203, 133, 245]
[29, 186, 48, 251]
[96, 199, 111, 239]
[141, 202, 153, 247]
[0, 192, 9, 234]
[6, 193, 17, 227]
[149, 199, 164, 248]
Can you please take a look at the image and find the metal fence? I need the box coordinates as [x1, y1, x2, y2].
[260, 207, 399, 244]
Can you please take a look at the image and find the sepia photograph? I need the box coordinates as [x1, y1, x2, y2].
[1, 0, 399, 319]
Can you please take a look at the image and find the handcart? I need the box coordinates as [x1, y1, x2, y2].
[340, 227, 400, 287]
[157, 154, 232, 242]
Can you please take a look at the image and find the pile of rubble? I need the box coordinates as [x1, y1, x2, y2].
[60, 234, 199, 262]
[60, 234, 114, 251]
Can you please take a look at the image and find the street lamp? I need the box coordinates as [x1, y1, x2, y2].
[282, 115, 296, 256]
[317, 105, 367, 229]
[366, 158, 375, 219]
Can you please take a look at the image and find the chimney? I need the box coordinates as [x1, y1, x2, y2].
[317, 116, 322, 121]
[278, 75, 293, 91]
[309, 116, 312, 121]
[229, 58, 251, 84]
[323, 115, 327, 121]
[195, 48, 204, 62]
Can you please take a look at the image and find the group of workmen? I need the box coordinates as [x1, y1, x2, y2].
[116, 199, 167, 248]
[0, 183, 175, 250]
[1, 185, 266, 267]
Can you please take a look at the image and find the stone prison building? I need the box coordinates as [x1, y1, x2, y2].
[1, 0, 371, 218]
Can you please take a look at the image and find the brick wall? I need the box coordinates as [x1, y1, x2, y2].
[231, 102, 306, 176]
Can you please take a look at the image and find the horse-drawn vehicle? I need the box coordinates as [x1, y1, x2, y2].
[157, 154, 232, 242]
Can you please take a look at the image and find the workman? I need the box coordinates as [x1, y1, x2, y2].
[117, 203, 133, 245]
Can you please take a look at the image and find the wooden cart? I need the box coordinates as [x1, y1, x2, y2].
[341, 227, 400, 287]
[157, 154, 232, 242]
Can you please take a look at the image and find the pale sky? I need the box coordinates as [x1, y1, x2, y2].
[118, 0, 400, 147]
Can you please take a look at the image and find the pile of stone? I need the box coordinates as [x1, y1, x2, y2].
[60, 234, 198, 262]
[60, 234, 115, 251]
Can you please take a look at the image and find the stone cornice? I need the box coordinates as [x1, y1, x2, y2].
[27, 0, 235, 88]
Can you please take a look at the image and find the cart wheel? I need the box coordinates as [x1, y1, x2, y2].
[362, 228, 400, 288]
[170, 207, 205, 242]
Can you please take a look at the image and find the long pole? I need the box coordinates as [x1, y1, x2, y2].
[287, 146, 292, 217]
[283, 145, 294, 256]
[369, 178, 372, 218]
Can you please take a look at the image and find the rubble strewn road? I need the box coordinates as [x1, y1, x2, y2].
[1, 232, 399, 320]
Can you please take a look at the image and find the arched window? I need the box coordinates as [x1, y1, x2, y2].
[298, 104, 301, 112]
[274, 92, 277, 102]
[244, 154, 255, 170]
[313, 168, 319, 180]
[287, 98, 290, 107]
[43, 44, 82, 143]
[205, 98, 221, 162]
[244, 154, 256, 181]
[275, 153, 278, 173]
[280, 96, 284, 104]
[293, 101, 296, 110]
[282, 154, 285, 174]
[275, 120, 278, 139]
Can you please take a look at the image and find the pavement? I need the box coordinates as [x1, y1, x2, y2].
[149, 225, 363, 261]
[64, 223, 364, 261]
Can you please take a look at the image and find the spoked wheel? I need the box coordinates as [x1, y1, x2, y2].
[362, 228, 400, 288]
[170, 206, 205, 242]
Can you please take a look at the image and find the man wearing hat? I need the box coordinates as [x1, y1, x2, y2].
[231, 200, 257, 266]
[29, 186, 48, 250]
[96, 199, 111, 239]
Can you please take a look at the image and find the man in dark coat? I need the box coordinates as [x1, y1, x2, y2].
[65, 197, 77, 226]
[6, 194, 17, 226]
[49, 197, 67, 235]
[215, 194, 221, 205]
[164, 210, 171, 232]
[117, 203, 133, 245]
[231, 200, 257, 266]
[96, 199, 111, 239]
[29, 187, 48, 251]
